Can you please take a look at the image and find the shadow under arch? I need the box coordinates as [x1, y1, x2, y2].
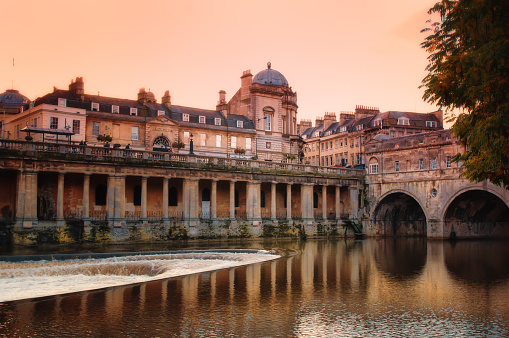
[372, 192, 427, 237]
[443, 189, 509, 238]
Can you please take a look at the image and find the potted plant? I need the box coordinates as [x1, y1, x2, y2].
[285, 153, 296, 162]
[97, 134, 112, 147]
[234, 147, 246, 158]
[172, 141, 185, 153]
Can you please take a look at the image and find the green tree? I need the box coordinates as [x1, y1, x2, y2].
[421, 0, 509, 188]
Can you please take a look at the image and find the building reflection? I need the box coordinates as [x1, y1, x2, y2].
[1, 240, 509, 336]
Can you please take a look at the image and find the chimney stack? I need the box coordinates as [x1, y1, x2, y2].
[161, 90, 171, 109]
[69, 77, 85, 101]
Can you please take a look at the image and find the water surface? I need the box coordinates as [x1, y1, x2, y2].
[1, 239, 508, 337]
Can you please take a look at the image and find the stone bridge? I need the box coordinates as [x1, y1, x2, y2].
[365, 167, 509, 239]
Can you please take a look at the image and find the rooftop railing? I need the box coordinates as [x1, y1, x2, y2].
[0, 139, 364, 178]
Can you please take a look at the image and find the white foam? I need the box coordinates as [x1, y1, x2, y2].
[0, 251, 279, 302]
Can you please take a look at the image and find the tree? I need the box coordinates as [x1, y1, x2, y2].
[421, 0, 509, 188]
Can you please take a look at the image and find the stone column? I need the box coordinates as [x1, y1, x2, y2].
[286, 184, 292, 220]
[15, 171, 26, 225]
[349, 187, 359, 219]
[17, 171, 38, 228]
[211, 179, 217, 220]
[107, 175, 115, 220]
[246, 181, 261, 221]
[115, 175, 126, 227]
[271, 182, 277, 220]
[56, 172, 65, 224]
[28, 172, 38, 225]
[301, 183, 314, 221]
[335, 186, 341, 220]
[322, 185, 327, 220]
[183, 178, 199, 221]
[141, 177, 148, 220]
[229, 180, 236, 219]
[162, 178, 169, 221]
[83, 174, 90, 220]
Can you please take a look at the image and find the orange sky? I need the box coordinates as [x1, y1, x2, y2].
[2, 0, 443, 125]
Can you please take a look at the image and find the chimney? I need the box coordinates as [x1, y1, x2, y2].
[323, 112, 337, 131]
[431, 109, 443, 126]
[298, 119, 312, 132]
[240, 70, 252, 101]
[69, 77, 85, 100]
[355, 105, 379, 119]
[315, 117, 324, 128]
[338, 112, 354, 124]
[138, 88, 156, 104]
[216, 90, 228, 115]
[161, 90, 171, 109]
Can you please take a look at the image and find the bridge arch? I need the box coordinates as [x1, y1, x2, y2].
[372, 190, 428, 237]
[442, 187, 509, 238]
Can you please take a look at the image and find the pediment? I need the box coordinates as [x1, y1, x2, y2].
[147, 115, 178, 126]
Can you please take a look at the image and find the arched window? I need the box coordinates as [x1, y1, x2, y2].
[260, 191, 265, 208]
[133, 185, 141, 206]
[262, 106, 274, 131]
[95, 184, 107, 206]
[369, 157, 379, 174]
[313, 192, 318, 209]
[169, 187, 178, 206]
[153, 136, 170, 147]
[202, 188, 210, 202]
[235, 189, 239, 208]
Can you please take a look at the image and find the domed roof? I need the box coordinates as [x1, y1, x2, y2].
[373, 133, 390, 140]
[0, 89, 30, 108]
[252, 62, 288, 86]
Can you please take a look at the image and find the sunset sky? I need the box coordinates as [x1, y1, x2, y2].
[2, 0, 442, 125]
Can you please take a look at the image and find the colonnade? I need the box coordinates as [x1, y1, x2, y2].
[12, 169, 359, 230]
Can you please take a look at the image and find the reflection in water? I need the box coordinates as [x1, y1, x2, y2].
[1, 240, 508, 337]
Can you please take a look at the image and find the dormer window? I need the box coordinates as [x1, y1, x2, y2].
[58, 98, 66, 107]
[157, 110, 165, 116]
[199, 116, 206, 124]
[130, 108, 138, 116]
[372, 120, 381, 127]
[339, 126, 347, 132]
[426, 121, 437, 127]
[112, 105, 119, 114]
[237, 120, 243, 128]
[398, 118, 409, 125]
[313, 131, 320, 138]
[356, 124, 364, 131]
[215, 118, 221, 126]
[183, 114, 189, 122]
[91, 102, 99, 111]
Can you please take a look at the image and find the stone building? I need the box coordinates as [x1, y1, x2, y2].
[300, 105, 443, 169]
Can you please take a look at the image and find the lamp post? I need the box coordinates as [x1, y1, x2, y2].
[189, 133, 194, 155]
[254, 116, 267, 159]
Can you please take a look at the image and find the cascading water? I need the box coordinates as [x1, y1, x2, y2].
[0, 250, 279, 302]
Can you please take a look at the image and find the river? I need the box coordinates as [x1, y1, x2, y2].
[1, 239, 508, 337]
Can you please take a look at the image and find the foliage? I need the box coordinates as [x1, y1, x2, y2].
[421, 0, 509, 188]
[172, 141, 185, 149]
[35, 227, 61, 244]
[234, 147, 246, 154]
[97, 134, 112, 143]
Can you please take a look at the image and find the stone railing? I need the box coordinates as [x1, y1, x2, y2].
[0, 139, 364, 178]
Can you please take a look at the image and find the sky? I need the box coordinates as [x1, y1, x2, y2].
[1, 0, 444, 126]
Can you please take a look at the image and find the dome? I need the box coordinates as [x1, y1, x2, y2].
[252, 62, 288, 86]
[0, 89, 30, 108]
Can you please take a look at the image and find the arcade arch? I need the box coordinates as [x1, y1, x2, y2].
[372, 192, 427, 237]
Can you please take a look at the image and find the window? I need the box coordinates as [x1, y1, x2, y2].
[246, 138, 252, 150]
[200, 133, 206, 146]
[313, 131, 320, 138]
[50, 117, 58, 129]
[169, 187, 178, 206]
[235, 189, 239, 208]
[266, 142, 271, 149]
[312, 143, 315, 151]
[112, 105, 119, 114]
[237, 120, 243, 128]
[395, 161, 400, 172]
[446, 156, 451, 168]
[431, 157, 437, 170]
[95, 184, 107, 206]
[321, 143, 324, 151]
[184, 131, 190, 144]
[231, 136, 237, 149]
[215, 118, 221, 126]
[313, 192, 319, 209]
[72, 120, 80, 135]
[265, 114, 271, 131]
[390, 131, 395, 138]
[340, 126, 347, 132]
[32, 117, 38, 127]
[345, 138, 347, 145]
[131, 126, 139, 141]
[91, 102, 99, 111]
[369, 163, 378, 174]
[58, 98, 66, 107]
[92, 122, 100, 136]
[356, 124, 364, 131]
[157, 110, 165, 116]
[183, 114, 189, 122]
[133, 186, 141, 206]
[260, 191, 265, 208]
[426, 121, 438, 127]
[340, 140, 343, 147]
[399, 131, 404, 137]
[130, 108, 138, 116]
[398, 118, 410, 125]
[372, 120, 381, 127]
[216, 135, 222, 148]
[199, 116, 206, 124]
[419, 158, 424, 170]
[335, 140, 338, 148]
